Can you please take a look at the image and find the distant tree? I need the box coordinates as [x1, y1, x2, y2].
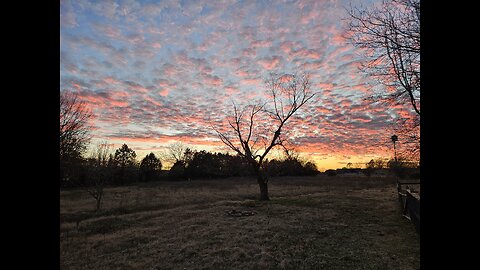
[364, 158, 389, 177]
[114, 144, 137, 167]
[281, 157, 304, 175]
[364, 159, 376, 178]
[265, 156, 318, 177]
[169, 160, 187, 180]
[84, 142, 112, 211]
[214, 72, 316, 200]
[113, 144, 137, 185]
[60, 90, 93, 186]
[140, 152, 162, 182]
[183, 148, 195, 165]
[373, 158, 388, 169]
[186, 150, 223, 178]
[387, 157, 418, 179]
[303, 162, 319, 176]
[325, 169, 337, 177]
[160, 142, 190, 167]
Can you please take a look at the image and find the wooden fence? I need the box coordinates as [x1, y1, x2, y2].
[396, 180, 420, 234]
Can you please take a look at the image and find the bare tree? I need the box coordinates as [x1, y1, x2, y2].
[346, 0, 420, 161]
[346, 0, 420, 115]
[168, 142, 189, 163]
[159, 142, 191, 167]
[214, 73, 315, 200]
[60, 90, 93, 161]
[85, 142, 112, 211]
[60, 90, 94, 187]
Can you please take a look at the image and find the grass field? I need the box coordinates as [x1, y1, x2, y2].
[60, 176, 420, 269]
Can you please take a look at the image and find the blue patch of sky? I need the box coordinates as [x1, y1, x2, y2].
[189, 31, 204, 47]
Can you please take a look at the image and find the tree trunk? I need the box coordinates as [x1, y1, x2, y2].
[95, 191, 103, 211]
[96, 197, 102, 211]
[257, 168, 270, 201]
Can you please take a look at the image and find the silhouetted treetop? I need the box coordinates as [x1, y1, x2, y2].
[140, 152, 162, 171]
[114, 144, 137, 167]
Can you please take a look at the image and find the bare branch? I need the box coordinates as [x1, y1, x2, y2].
[346, 0, 420, 116]
[214, 72, 316, 169]
[60, 90, 93, 161]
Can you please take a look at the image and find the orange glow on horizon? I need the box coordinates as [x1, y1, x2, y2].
[87, 136, 393, 172]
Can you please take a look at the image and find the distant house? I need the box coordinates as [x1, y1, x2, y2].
[335, 168, 365, 177]
[322, 167, 419, 179]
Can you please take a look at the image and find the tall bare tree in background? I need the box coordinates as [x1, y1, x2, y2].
[85, 142, 113, 211]
[346, 0, 420, 161]
[215, 73, 315, 200]
[60, 90, 93, 159]
[160, 142, 190, 166]
[60, 90, 93, 184]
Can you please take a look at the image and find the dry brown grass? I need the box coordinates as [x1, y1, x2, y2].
[60, 176, 419, 269]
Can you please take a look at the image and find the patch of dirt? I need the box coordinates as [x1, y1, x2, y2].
[224, 209, 257, 217]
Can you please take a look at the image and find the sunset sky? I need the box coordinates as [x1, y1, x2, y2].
[60, 0, 415, 171]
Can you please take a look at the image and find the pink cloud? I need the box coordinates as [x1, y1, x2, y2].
[235, 70, 250, 77]
[245, 91, 258, 99]
[279, 74, 294, 83]
[110, 100, 129, 107]
[157, 80, 169, 88]
[250, 39, 272, 49]
[144, 95, 163, 107]
[242, 48, 256, 57]
[352, 83, 370, 93]
[151, 42, 162, 49]
[331, 34, 346, 46]
[107, 134, 226, 149]
[396, 108, 415, 119]
[316, 106, 331, 114]
[203, 74, 223, 86]
[258, 56, 281, 70]
[72, 83, 82, 91]
[303, 50, 322, 60]
[317, 83, 336, 91]
[163, 65, 178, 77]
[104, 76, 122, 85]
[129, 85, 149, 93]
[279, 41, 303, 55]
[159, 88, 169, 97]
[242, 78, 262, 85]
[225, 86, 239, 95]
[280, 43, 293, 54]
[339, 100, 352, 107]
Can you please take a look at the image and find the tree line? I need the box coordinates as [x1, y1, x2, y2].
[324, 157, 419, 179]
[61, 142, 319, 189]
